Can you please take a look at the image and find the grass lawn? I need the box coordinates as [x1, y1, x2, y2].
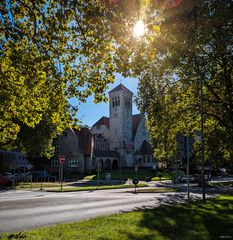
[82, 168, 172, 181]
[135, 188, 176, 193]
[1, 196, 232, 240]
[48, 183, 148, 192]
[15, 182, 64, 189]
[151, 176, 171, 181]
[210, 181, 233, 187]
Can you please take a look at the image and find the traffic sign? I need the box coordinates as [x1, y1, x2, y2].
[132, 177, 139, 185]
[59, 155, 65, 164]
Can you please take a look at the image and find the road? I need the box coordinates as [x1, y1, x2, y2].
[0, 188, 205, 233]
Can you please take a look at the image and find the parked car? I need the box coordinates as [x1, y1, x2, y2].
[32, 171, 57, 182]
[0, 176, 13, 186]
[180, 175, 198, 183]
[17, 172, 32, 181]
[145, 176, 152, 182]
[5, 172, 18, 180]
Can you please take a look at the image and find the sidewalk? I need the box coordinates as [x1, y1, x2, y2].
[154, 179, 233, 195]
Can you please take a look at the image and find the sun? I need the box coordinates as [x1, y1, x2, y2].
[133, 20, 145, 38]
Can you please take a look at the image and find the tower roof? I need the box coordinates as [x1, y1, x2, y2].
[109, 84, 133, 95]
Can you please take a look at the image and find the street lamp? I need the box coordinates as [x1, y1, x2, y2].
[200, 72, 205, 203]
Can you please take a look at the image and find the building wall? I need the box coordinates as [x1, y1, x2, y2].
[91, 125, 110, 150]
[52, 129, 85, 174]
[135, 155, 155, 167]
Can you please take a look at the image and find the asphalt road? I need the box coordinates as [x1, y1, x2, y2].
[0, 188, 205, 233]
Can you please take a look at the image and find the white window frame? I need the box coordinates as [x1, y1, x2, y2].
[51, 159, 59, 167]
[69, 158, 78, 167]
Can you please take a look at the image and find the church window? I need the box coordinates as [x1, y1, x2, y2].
[117, 96, 120, 106]
[147, 156, 150, 163]
[125, 98, 130, 108]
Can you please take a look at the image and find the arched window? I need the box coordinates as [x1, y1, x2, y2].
[117, 96, 120, 106]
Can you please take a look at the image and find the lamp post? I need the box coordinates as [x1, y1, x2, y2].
[200, 73, 206, 203]
[186, 136, 190, 203]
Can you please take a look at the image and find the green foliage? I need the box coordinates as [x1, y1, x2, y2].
[131, 0, 233, 165]
[0, 0, 116, 156]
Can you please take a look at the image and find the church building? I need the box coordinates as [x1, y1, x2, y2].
[91, 84, 155, 170]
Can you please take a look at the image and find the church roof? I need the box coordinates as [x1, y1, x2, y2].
[109, 84, 133, 95]
[92, 116, 109, 129]
[135, 140, 153, 155]
[132, 114, 142, 139]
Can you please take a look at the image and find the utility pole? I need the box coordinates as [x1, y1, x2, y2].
[13, 158, 15, 189]
[58, 135, 61, 183]
[97, 159, 100, 185]
[119, 157, 122, 184]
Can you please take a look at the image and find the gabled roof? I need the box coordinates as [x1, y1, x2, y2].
[109, 84, 133, 95]
[132, 114, 142, 139]
[92, 116, 109, 129]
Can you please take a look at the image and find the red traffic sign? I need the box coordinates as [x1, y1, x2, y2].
[59, 155, 65, 164]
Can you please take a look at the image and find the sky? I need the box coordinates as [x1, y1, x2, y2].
[73, 73, 140, 127]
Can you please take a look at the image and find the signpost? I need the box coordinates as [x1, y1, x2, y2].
[59, 155, 65, 190]
[194, 129, 205, 202]
[132, 177, 139, 193]
[135, 164, 139, 178]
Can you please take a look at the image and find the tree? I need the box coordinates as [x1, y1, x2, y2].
[0, 0, 116, 157]
[133, 0, 233, 165]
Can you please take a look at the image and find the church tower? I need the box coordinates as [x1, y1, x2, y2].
[109, 84, 133, 167]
